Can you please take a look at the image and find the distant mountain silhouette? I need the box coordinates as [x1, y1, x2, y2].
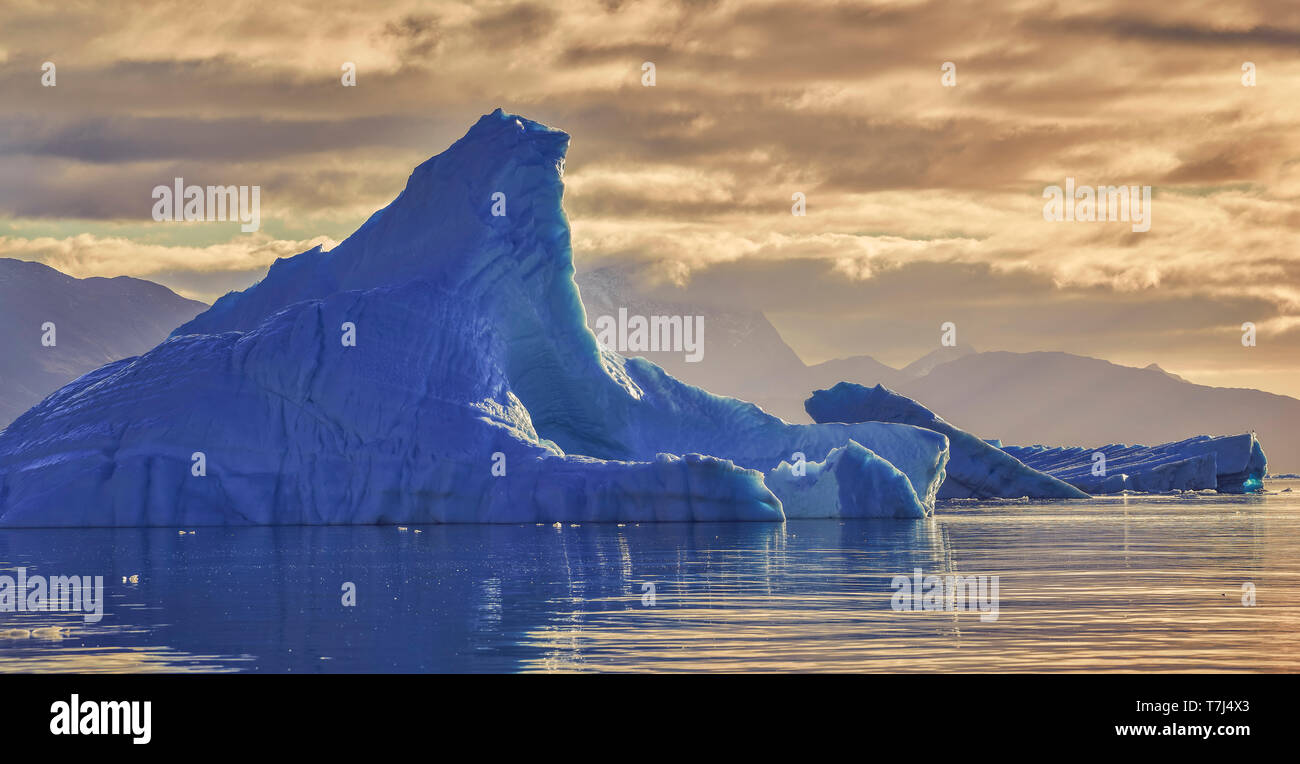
[900, 343, 977, 378]
[0, 258, 206, 427]
[576, 267, 1300, 472]
[576, 265, 812, 417]
[894, 351, 1299, 472]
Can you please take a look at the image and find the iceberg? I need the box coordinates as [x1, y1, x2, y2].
[1002, 434, 1268, 494]
[805, 382, 1088, 499]
[0, 110, 949, 526]
[766, 440, 931, 518]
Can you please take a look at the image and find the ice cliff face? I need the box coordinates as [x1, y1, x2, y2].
[805, 382, 1088, 500]
[0, 110, 948, 526]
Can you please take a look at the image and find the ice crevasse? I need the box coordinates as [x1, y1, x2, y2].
[0, 110, 949, 526]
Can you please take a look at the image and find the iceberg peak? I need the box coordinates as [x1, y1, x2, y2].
[175, 109, 572, 337]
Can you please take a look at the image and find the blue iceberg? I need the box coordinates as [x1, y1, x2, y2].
[1002, 435, 1267, 494]
[0, 110, 949, 526]
[766, 440, 933, 517]
[805, 382, 1088, 499]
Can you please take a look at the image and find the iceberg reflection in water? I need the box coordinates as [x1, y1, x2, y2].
[1, 482, 1297, 673]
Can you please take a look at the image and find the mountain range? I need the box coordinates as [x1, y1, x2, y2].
[0, 258, 206, 428]
[575, 264, 1300, 473]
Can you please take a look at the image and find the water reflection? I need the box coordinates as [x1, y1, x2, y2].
[1, 484, 1296, 672]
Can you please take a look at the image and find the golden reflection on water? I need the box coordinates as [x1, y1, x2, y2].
[0, 643, 248, 673]
[521, 486, 1300, 673]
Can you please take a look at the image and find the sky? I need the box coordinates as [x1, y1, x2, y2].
[1, 0, 1297, 397]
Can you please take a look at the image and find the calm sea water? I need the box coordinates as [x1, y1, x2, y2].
[2, 480, 1297, 673]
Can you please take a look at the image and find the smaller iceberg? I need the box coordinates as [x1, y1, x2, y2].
[766, 440, 931, 518]
[805, 382, 1088, 499]
[1002, 434, 1267, 494]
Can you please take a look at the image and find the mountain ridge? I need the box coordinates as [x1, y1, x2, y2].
[574, 267, 1299, 472]
[0, 257, 207, 428]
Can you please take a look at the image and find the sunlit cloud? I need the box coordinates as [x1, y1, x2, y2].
[0, 0, 1296, 394]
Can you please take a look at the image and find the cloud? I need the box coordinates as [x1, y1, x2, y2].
[0, 232, 335, 302]
[0, 0, 1295, 396]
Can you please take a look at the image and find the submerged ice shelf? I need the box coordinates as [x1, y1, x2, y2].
[0, 110, 949, 526]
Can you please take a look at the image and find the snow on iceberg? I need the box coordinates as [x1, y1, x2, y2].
[805, 382, 1088, 499]
[0, 110, 948, 526]
[1002, 434, 1268, 494]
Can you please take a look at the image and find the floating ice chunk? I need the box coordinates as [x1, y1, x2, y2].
[805, 382, 1086, 499]
[767, 440, 930, 518]
[1002, 434, 1267, 494]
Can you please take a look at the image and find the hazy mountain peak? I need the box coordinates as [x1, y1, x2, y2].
[900, 342, 978, 378]
[1144, 362, 1189, 382]
[0, 259, 207, 427]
